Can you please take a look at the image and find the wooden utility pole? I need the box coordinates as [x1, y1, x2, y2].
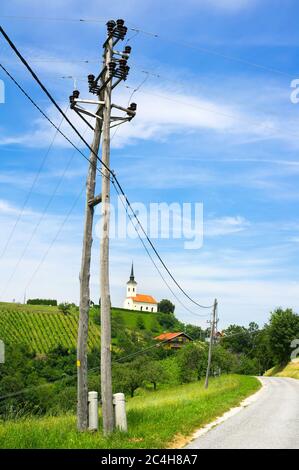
[205, 298, 217, 389]
[77, 99, 103, 431]
[100, 32, 114, 436]
[70, 18, 136, 435]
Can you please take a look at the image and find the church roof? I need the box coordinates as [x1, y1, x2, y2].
[129, 294, 157, 304]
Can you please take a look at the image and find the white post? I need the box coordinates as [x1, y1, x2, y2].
[113, 393, 127, 432]
[88, 391, 98, 431]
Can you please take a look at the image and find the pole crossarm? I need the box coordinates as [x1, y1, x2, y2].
[88, 194, 102, 207]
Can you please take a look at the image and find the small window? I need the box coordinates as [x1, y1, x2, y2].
[146, 306, 148, 310]
[133, 288, 135, 292]
[128, 287, 130, 292]
[151, 307, 153, 312]
[140, 306, 143, 311]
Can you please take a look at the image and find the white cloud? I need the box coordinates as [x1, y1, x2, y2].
[205, 216, 250, 237]
[0, 199, 37, 217]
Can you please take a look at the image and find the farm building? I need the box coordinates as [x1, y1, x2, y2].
[154, 332, 193, 349]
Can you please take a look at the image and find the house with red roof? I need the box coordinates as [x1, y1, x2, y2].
[154, 332, 193, 349]
[123, 263, 158, 313]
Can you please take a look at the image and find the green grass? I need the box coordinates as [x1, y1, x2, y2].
[0, 375, 260, 449]
[264, 359, 299, 379]
[0, 302, 163, 353]
[110, 307, 162, 330]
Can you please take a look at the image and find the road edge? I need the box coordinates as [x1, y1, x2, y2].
[178, 376, 265, 449]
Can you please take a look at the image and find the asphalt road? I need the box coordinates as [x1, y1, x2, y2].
[185, 377, 299, 449]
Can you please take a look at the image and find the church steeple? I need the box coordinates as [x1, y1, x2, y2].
[129, 262, 135, 282]
[126, 262, 137, 297]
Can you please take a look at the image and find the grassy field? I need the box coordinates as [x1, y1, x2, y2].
[0, 375, 260, 449]
[0, 302, 163, 353]
[264, 359, 299, 379]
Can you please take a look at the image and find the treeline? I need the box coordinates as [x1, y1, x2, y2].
[221, 308, 299, 372]
[27, 299, 57, 306]
[0, 307, 298, 420]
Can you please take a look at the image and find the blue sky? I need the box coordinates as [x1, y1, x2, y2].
[0, 0, 299, 328]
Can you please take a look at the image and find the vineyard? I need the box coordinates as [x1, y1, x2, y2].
[0, 303, 100, 353]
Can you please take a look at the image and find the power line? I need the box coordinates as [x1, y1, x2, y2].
[0, 63, 109, 181]
[0, 16, 107, 24]
[112, 176, 214, 309]
[113, 184, 210, 319]
[0, 26, 114, 177]
[0, 124, 87, 298]
[0, 114, 65, 261]
[0, 27, 214, 311]
[0, 337, 171, 402]
[24, 186, 85, 293]
[0, 15, 293, 78]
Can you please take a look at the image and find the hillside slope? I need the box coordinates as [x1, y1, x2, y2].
[0, 302, 166, 353]
[264, 359, 299, 379]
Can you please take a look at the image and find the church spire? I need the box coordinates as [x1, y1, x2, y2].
[130, 262, 135, 282]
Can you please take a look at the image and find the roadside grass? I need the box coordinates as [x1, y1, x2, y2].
[0, 375, 260, 449]
[264, 359, 299, 379]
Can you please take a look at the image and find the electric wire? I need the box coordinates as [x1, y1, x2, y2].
[0, 27, 214, 310]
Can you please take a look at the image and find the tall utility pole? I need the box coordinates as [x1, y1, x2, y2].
[70, 19, 136, 434]
[100, 29, 114, 436]
[205, 298, 217, 389]
[76, 97, 103, 432]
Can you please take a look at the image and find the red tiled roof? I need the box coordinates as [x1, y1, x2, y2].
[130, 294, 157, 304]
[154, 332, 184, 341]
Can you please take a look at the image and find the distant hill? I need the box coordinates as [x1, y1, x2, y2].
[0, 302, 168, 354]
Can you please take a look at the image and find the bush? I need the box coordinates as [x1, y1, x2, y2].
[27, 299, 57, 306]
[58, 303, 71, 316]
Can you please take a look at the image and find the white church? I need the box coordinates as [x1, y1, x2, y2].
[123, 263, 158, 313]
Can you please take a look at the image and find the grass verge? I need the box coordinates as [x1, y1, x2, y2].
[264, 359, 299, 379]
[0, 375, 260, 449]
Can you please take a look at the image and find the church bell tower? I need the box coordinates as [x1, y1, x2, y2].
[126, 262, 137, 297]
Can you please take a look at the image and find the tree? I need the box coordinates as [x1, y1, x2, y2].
[177, 342, 207, 383]
[136, 316, 145, 330]
[58, 303, 71, 315]
[221, 324, 252, 355]
[113, 357, 146, 397]
[184, 324, 205, 341]
[143, 360, 168, 390]
[157, 313, 178, 330]
[158, 299, 175, 314]
[268, 308, 299, 365]
[111, 314, 125, 337]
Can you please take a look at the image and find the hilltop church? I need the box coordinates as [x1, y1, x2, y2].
[123, 264, 158, 313]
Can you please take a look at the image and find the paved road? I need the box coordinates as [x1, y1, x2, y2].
[186, 377, 299, 449]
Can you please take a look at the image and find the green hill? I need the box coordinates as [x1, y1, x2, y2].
[0, 302, 166, 354]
